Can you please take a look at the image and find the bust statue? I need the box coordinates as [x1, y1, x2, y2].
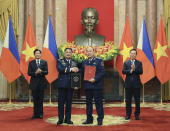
[74, 7, 105, 46]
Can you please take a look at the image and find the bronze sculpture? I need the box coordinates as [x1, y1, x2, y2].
[74, 7, 105, 46]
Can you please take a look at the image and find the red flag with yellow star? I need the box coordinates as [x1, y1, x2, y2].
[20, 16, 37, 83]
[116, 17, 133, 80]
[153, 17, 170, 84]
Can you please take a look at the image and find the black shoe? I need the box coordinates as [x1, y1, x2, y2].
[97, 121, 103, 126]
[125, 116, 130, 120]
[66, 120, 73, 124]
[64, 119, 68, 123]
[135, 116, 140, 120]
[57, 121, 63, 125]
[39, 115, 43, 119]
[82, 120, 93, 124]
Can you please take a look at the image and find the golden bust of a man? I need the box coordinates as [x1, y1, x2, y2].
[74, 7, 105, 46]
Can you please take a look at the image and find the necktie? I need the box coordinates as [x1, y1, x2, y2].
[37, 60, 40, 67]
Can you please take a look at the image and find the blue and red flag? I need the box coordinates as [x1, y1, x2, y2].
[0, 17, 21, 83]
[136, 18, 155, 84]
[42, 16, 59, 83]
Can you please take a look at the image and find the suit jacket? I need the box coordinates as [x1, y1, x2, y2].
[122, 59, 143, 88]
[82, 57, 105, 89]
[28, 59, 48, 90]
[56, 58, 78, 88]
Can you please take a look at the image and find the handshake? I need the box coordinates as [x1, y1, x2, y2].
[70, 67, 79, 73]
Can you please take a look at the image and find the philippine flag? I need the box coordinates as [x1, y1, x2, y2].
[136, 18, 155, 84]
[0, 17, 21, 83]
[42, 16, 59, 83]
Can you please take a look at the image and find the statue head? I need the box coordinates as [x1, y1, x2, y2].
[74, 7, 105, 46]
[81, 7, 99, 35]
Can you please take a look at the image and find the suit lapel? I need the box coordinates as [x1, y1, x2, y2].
[127, 60, 131, 66]
[70, 60, 72, 67]
[32, 59, 38, 69]
[33, 59, 37, 66]
[39, 59, 42, 67]
[134, 59, 138, 66]
[91, 57, 95, 63]
[64, 58, 70, 67]
[88, 57, 95, 64]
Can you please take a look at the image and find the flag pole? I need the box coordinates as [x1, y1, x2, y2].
[28, 89, 32, 104]
[160, 84, 163, 105]
[49, 84, 52, 104]
[8, 84, 12, 104]
[142, 85, 145, 105]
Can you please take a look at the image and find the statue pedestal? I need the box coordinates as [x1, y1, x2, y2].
[103, 67, 122, 101]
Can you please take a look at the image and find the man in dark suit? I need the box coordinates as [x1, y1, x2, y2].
[56, 48, 79, 125]
[28, 49, 48, 119]
[122, 49, 143, 120]
[82, 46, 104, 126]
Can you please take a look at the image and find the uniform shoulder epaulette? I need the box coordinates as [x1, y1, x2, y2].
[57, 58, 65, 63]
[59, 58, 64, 60]
[84, 59, 88, 62]
[95, 57, 102, 60]
[58, 58, 64, 61]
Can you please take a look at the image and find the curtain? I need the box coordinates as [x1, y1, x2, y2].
[0, 0, 18, 42]
[163, 0, 170, 100]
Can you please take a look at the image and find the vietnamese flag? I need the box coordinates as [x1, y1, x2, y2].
[136, 18, 155, 84]
[0, 17, 21, 83]
[42, 16, 59, 83]
[153, 17, 170, 84]
[116, 17, 133, 80]
[20, 16, 37, 83]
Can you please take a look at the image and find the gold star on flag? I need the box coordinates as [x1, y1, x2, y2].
[119, 43, 133, 62]
[22, 42, 36, 62]
[154, 42, 168, 61]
